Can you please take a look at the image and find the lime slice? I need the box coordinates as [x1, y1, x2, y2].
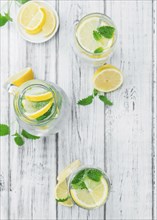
[77, 17, 113, 53]
[19, 2, 46, 34]
[57, 160, 81, 183]
[55, 180, 73, 207]
[93, 64, 123, 92]
[25, 91, 53, 102]
[70, 176, 109, 209]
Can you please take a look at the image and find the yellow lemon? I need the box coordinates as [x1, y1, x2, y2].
[93, 64, 123, 92]
[25, 91, 53, 102]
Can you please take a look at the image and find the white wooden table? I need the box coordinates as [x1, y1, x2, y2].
[0, 0, 157, 219]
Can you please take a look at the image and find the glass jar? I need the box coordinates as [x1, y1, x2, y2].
[68, 166, 111, 209]
[7, 79, 70, 136]
[74, 13, 117, 66]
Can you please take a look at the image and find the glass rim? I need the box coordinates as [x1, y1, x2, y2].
[75, 12, 118, 56]
[14, 80, 58, 126]
[68, 165, 111, 209]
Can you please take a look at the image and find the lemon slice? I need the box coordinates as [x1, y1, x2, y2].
[3, 67, 34, 88]
[55, 180, 73, 207]
[77, 17, 113, 53]
[19, 2, 46, 34]
[93, 64, 123, 92]
[41, 8, 56, 37]
[25, 91, 53, 102]
[57, 160, 81, 183]
[70, 176, 109, 209]
[25, 99, 53, 119]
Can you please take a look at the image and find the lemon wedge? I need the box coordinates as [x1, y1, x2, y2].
[3, 67, 34, 88]
[25, 91, 53, 102]
[57, 160, 81, 183]
[19, 2, 46, 34]
[93, 64, 123, 92]
[70, 176, 109, 209]
[41, 8, 56, 37]
[55, 180, 73, 207]
[25, 99, 53, 120]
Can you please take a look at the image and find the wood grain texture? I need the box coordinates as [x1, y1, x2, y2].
[0, 0, 156, 220]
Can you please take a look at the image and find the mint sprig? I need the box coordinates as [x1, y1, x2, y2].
[86, 169, 102, 182]
[97, 26, 115, 39]
[17, 0, 30, 4]
[93, 30, 102, 41]
[0, 12, 12, 27]
[0, 124, 10, 136]
[21, 130, 40, 140]
[94, 47, 104, 54]
[78, 89, 113, 106]
[13, 132, 24, 146]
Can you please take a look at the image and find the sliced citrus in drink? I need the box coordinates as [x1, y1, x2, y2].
[19, 2, 46, 34]
[57, 160, 81, 183]
[25, 99, 53, 120]
[70, 176, 109, 209]
[3, 67, 34, 88]
[93, 64, 123, 92]
[25, 91, 53, 102]
[55, 180, 73, 207]
[41, 8, 56, 37]
[76, 17, 113, 53]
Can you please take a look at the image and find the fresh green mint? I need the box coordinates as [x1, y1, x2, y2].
[71, 169, 86, 184]
[17, 0, 30, 4]
[94, 47, 104, 54]
[86, 169, 103, 182]
[99, 95, 113, 106]
[78, 89, 113, 106]
[0, 12, 12, 27]
[77, 95, 94, 106]
[56, 196, 70, 202]
[93, 30, 102, 41]
[0, 124, 10, 136]
[21, 130, 40, 140]
[13, 132, 24, 146]
[97, 26, 115, 39]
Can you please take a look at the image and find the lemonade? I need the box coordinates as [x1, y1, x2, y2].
[55, 162, 111, 209]
[4, 69, 70, 136]
[74, 13, 117, 66]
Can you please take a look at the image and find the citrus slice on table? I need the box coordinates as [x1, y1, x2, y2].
[25, 99, 53, 120]
[25, 91, 53, 102]
[93, 64, 123, 92]
[57, 160, 81, 183]
[76, 17, 113, 53]
[70, 176, 109, 209]
[55, 180, 73, 207]
[3, 67, 34, 88]
[41, 8, 56, 37]
[19, 2, 46, 34]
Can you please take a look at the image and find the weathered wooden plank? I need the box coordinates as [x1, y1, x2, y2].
[57, 1, 106, 220]
[105, 1, 154, 219]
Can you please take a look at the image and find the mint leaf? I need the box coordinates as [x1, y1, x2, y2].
[17, 0, 30, 4]
[72, 181, 87, 190]
[13, 133, 24, 146]
[0, 13, 12, 27]
[86, 169, 103, 182]
[21, 130, 40, 140]
[71, 169, 86, 184]
[93, 89, 99, 97]
[94, 47, 104, 54]
[0, 124, 10, 136]
[77, 95, 93, 106]
[99, 95, 113, 106]
[56, 196, 70, 202]
[97, 26, 115, 39]
[93, 30, 102, 41]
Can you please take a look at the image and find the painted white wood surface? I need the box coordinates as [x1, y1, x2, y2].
[0, 0, 156, 220]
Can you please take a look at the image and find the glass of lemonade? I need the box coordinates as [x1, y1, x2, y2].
[74, 13, 117, 66]
[4, 73, 70, 136]
[68, 166, 111, 209]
